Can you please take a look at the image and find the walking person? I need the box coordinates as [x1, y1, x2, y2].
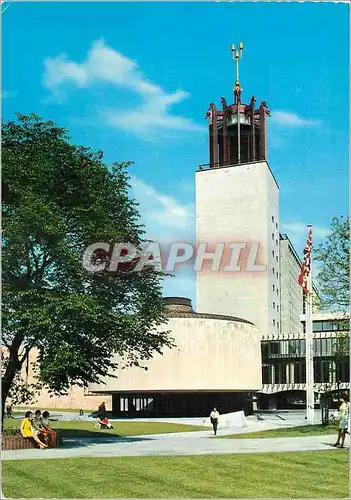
[6, 405, 14, 419]
[333, 394, 350, 448]
[98, 401, 106, 419]
[210, 407, 219, 435]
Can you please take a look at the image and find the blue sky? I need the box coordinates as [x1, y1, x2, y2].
[2, 2, 349, 303]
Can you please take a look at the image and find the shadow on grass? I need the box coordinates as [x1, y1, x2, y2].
[58, 429, 153, 448]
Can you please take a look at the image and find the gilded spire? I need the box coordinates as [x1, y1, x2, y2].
[231, 42, 243, 104]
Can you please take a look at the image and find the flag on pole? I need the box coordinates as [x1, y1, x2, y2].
[298, 225, 312, 291]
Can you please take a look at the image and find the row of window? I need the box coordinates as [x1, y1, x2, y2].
[262, 359, 350, 385]
[311, 320, 349, 333]
[262, 338, 350, 359]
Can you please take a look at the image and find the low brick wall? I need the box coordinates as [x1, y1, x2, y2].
[2, 431, 61, 450]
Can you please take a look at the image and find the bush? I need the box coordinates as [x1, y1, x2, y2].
[2, 426, 20, 436]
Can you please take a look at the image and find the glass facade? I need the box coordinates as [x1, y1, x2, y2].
[261, 318, 350, 390]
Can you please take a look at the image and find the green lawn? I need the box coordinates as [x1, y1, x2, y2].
[13, 407, 96, 413]
[3, 451, 348, 498]
[4, 418, 207, 439]
[218, 423, 340, 439]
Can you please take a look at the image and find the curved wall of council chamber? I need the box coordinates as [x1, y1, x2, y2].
[89, 298, 262, 393]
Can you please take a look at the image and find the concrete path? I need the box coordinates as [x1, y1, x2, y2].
[3, 430, 345, 462]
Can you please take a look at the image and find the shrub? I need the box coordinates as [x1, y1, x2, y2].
[2, 426, 20, 436]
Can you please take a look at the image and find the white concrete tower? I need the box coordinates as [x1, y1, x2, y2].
[196, 43, 280, 338]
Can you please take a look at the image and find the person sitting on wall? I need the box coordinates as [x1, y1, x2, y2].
[32, 409, 50, 446]
[20, 411, 48, 449]
[40, 411, 56, 447]
[32, 410, 43, 430]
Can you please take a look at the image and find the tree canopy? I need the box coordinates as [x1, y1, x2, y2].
[2, 113, 172, 415]
[314, 216, 350, 312]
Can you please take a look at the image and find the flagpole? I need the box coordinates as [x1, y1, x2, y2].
[305, 224, 314, 425]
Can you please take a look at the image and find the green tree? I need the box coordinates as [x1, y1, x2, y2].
[314, 216, 350, 311]
[2, 113, 173, 423]
[315, 216, 349, 402]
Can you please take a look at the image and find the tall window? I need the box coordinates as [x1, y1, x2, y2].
[274, 363, 287, 384]
[262, 365, 271, 384]
[294, 362, 306, 383]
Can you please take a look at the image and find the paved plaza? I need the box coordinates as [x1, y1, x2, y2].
[4, 410, 347, 461]
[3, 417, 346, 461]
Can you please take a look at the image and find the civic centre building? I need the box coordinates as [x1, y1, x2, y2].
[19, 49, 349, 415]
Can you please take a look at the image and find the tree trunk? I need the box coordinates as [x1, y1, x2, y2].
[1, 341, 23, 429]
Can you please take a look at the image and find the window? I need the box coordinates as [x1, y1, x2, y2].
[276, 272, 279, 279]
[272, 267, 275, 274]
[276, 256, 279, 262]
[272, 216, 274, 223]
[277, 288, 279, 295]
[270, 342, 279, 355]
[294, 361, 306, 383]
[313, 321, 323, 332]
[273, 302, 276, 309]
[277, 321, 279, 329]
[261, 343, 269, 358]
[277, 305, 279, 313]
[262, 364, 271, 384]
[272, 233, 275, 240]
[272, 250, 275, 258]
[322, 321, 338, 332]
[314, 359, 331, 383]
[274, 363, 287, 384]
[273, 319, 276, 327]
[276, 239, 278, 246]
[276, 223, 278, 229]
[273, 284, 275, 292]
[340, 359, 350, 383]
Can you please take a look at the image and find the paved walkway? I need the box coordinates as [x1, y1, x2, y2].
[3, 429, 345, 461]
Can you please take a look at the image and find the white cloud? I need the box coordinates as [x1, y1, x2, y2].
[271, 110, 321, 127]
[130, 176, 195, 301]
[130, 176, 194, 242]
[43, 40, 203, 138]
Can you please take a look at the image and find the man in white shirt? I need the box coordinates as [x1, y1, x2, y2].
[210, 408, 219, 435]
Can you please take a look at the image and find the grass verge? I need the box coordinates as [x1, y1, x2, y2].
[218, 423, 340, 439]
[3, 450, 348, 498]
[4, 419, 207, 438]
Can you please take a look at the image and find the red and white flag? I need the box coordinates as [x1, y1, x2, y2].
[298, 225, 312, 291]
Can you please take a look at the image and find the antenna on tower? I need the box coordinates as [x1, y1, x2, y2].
[231, 42, 243, 104]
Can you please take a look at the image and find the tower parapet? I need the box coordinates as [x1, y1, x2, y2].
[205, 43, 270, 168]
